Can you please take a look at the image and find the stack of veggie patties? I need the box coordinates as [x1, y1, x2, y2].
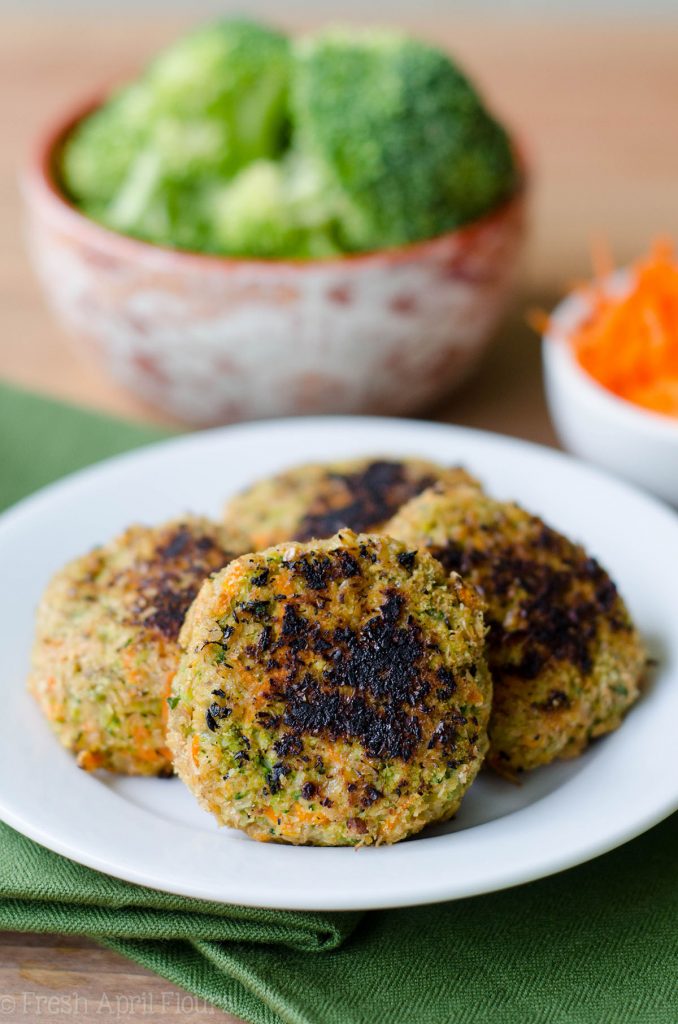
[60, 18, 517, 259]
[30, 454, 645, 847]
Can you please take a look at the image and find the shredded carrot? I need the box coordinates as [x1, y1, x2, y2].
[590, 234, 614, 282]
[77, 750, 104, 772]
[131, 724, 161, 765]
[526, 308, 550, 335]
[567, 238, 678, 419]
[289, 803, 330, 827]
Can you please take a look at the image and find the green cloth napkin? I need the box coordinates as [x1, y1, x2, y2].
[1, 380, 676, 1024]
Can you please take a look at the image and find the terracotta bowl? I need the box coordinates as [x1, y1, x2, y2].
[23, 98, 527, 426]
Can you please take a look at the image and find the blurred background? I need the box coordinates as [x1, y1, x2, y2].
[2, 1, 678, 444]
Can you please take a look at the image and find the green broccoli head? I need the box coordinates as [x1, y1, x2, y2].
[145, 18, 291, 173]
[60, 83, 153, 211]
[292, 28, 517, 251]
[60, 20, 517, 259]
[60, 18, 292, 248]
[208, 157, 343, 259]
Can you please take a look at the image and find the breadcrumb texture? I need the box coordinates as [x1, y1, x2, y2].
[224, 456, 479, 551]
[168, 530, 491, 845]
[386, 484, 646, 776]
[29, 517, 238, 775]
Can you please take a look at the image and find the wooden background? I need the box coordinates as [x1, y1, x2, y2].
[1, 11, 677, 1022]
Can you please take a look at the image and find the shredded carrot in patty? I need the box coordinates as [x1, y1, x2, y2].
[569, 239, 678, 419]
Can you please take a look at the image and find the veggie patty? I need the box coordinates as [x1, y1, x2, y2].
[224, 456, 478, 551]
[385, 483, 646, 776]
[168, 530, 491, 845]
[29, 517, 238, 775]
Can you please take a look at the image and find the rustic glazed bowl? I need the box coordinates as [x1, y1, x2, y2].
[23, 98, 527, 426]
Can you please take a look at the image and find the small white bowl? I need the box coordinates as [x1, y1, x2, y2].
[543, 273, 678, 506]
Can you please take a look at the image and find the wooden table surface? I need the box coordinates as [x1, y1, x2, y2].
[1, 11, 677, 1022]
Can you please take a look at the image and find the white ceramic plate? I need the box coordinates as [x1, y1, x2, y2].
[0, 417, 676, 911]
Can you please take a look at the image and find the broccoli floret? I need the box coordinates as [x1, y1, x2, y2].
[60, 83, 153, 210]
[208, 157, 343, 259]
[102, 117, 236, 250]
[60, 18, 291, 249]
[103, 147, 211, 251]
[60, 21, 516, 259]
[292, 28, 517, 251]
[145, 18, 291, 173]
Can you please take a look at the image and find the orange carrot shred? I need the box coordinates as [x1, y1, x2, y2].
[526, 308, 550, 335]
[568, 239, 678, 419]
[590, 234, 614, 282]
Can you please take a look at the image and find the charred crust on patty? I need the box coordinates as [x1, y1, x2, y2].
[293, 461, 437, 541]
[168, 530, 491, 845]
[29, 516, 241, 777]
[397, 550, 417, 571]
[532, 689, 572, 713]
[430, 522, 629, 681]
[385, 483, 645, 777]
[127, 523, 233, 640]
[282, 547, 362, 591]
[225, 573, 456, 763]
[361, 785, 382, 808]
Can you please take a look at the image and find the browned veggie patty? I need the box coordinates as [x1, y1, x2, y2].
[223, 456, 478, 551]
[385, 484, 646, 777]
[29, 517, 239, 775]
[168, 530, 491, 845]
